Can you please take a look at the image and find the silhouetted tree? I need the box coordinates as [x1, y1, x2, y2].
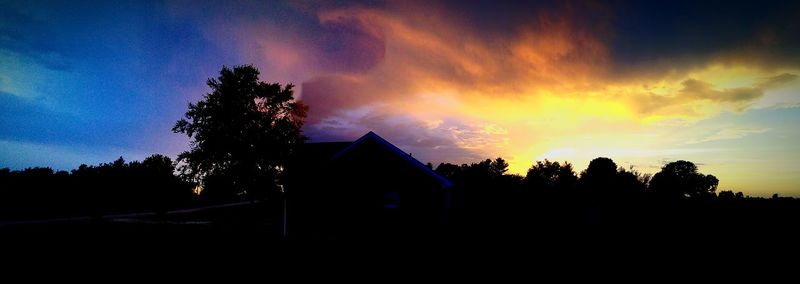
[581, 157, 617, 182]
[649, 160, 718, 200]
[718, 190, 735, 200]
[173, 65, 307, 201]
[445, 158, 512, 184]
[490, 157, 509, 178]
[525, 160, 578, 193]
[139, 154, 195, 212]
[577, 158, 650, 201]
[434, 163, 461, 181]
[579, 157, 618, 199]
[616, 166, 650, 199]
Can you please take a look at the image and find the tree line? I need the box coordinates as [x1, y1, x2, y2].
[433, 157, 740, 202]
[0, 155, 194, 221]
[0, 153, 785, 222]
[430, 157, 800, 236]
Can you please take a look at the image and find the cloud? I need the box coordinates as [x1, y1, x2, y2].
[679, 79, 762, 103]
[758, 73, 799, 89]
[314, 2, 611, 96]
[300, 75, 367, 123]
[685, 127, 770, 145]
[0, 90, 16, 98]
[316, 6, 386, 73]
[629, 72, 798, 119]
[769, 102, 800, 109]
[303, 109, 500, 164]
[0, 4, 73, 71]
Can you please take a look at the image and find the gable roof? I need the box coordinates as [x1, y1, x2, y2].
[331, 131, 453, 188]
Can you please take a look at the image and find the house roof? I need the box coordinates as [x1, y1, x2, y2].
[330, 131, 453, 188]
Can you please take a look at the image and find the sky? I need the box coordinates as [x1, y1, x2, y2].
[1, 0, 799, 196]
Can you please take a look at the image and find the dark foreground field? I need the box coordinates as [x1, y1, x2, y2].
[2, 201, 798, 276]
[4, 198, 800, 245]
[1, 201, 281, 241]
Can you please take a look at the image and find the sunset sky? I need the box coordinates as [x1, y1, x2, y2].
[1, 0, 799, 196]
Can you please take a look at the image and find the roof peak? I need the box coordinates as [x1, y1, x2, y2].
[331, 131, 453, 188]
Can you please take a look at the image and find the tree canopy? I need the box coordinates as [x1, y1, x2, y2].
[650, 160, 718, 199]
[525, 159, 578, 192]
[173, 65, 307, 201]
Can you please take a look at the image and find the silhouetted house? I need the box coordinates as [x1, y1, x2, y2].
[285, 131, 453, 239]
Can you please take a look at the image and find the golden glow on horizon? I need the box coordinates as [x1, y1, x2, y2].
[395, 63, 800, 189]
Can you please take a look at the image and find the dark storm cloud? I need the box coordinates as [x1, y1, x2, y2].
[315, 10, 386, 73]
[609, 0, 800, 77]
[300, 75, 374, 123]
[372, 0, 800, 74]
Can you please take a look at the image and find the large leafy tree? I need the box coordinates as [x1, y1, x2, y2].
[579, 157, 619, 197]
[649, 160, 718, 200]
[579, 157, 648, 200]
[173, 65, 307, 200]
